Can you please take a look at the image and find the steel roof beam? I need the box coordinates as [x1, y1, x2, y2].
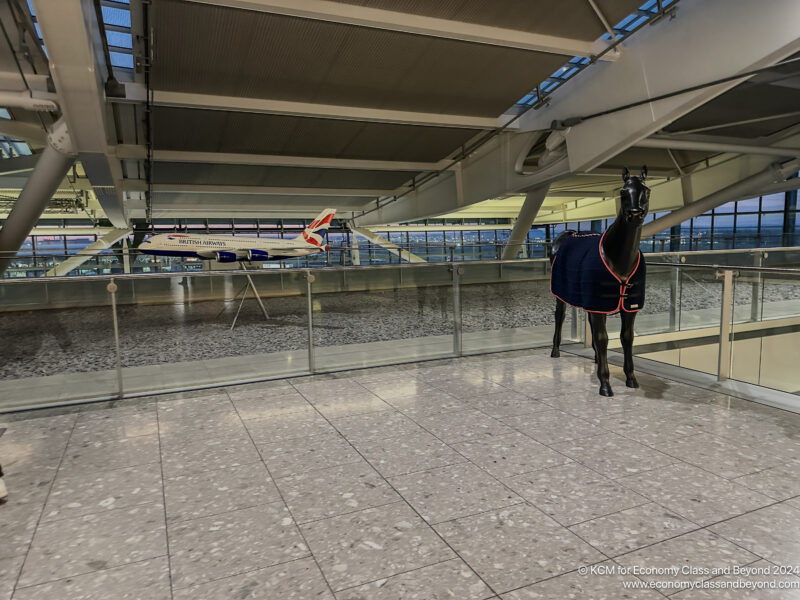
[117, 87, 501, 129]
[32, 0, 129, 227]
[126, 183, 399, 197]
[519, 0, 800, 174]
[638, 136, 800, 158]
[184, 0, 608, 59]
[113, 146, 447, 172]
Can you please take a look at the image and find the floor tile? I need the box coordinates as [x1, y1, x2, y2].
[465, 392, 550, 419]
[0, 464, 58, 506]
[258, 432, 362, 479]
[732, 462, 800, 500]
[172, 556, 333, 600]
[42, 464, 163, 522]
[434, 503, 605, 593]
[300, 502, 454, 591]
[0, 501, 41, 560]
[310, 395, 393, 419]
[501, 410, 602, 445]
[232, 394, 315, 421]
[276, 460, 399, 524]
[501, 561, 662, 599]
[709, 502, 800, 566]
[244, 410, 336, 444]
[356, 431, 466, 477]
[336, 558, 493, 600]
[416, 409, 517, 445]
[358, 380, 442, 401]
[505, 463, 649, 526]
[156, 410, 245, 441]
[670, 559, 800, 599]
[654, 434, 778, 479]
[18, 502, 167, 587]
[59, 435, 160, 475]
[618, 463, 774, 526]
[550, 433, 675, 479]
[539, 393, 637, 419]
[331, 410, 425, 444]
[71, 411, 158, 443]
[568, 502, 698, 557]
[165, 463, 280, 522]
[389, 462, 522, 524]
[12, 557, 170, 600]
[430, 379, 506, 398]
[168, 502, 309, 589]
[160, 431, 261, 477]
[451, 432, 572, 479]
[615, 529, 759, 594]
[0, 556, 24, 600]
[156, 394, 232, 419]
[385, 390, 467, 417]
[589, 410, 705, 447]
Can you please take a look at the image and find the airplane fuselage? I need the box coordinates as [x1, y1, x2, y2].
[139, 233, 327, 262]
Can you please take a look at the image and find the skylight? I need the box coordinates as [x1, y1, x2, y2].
[515, 0, 678, 109]
[26, 0, 134, 72]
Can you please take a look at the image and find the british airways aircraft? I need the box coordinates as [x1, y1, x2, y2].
[138, 209, 335, 262]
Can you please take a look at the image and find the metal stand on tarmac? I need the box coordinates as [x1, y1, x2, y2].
[226, 262, 270, 331]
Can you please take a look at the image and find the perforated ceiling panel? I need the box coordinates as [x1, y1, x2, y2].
[151, 163, 419, 190]
[151, 107, 480, 163]
[152, 0, 569, 117]
[664, 83, 800, 138]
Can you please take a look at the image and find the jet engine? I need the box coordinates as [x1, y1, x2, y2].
[215, 251, 238, 263]
[248, 249, 270, 261]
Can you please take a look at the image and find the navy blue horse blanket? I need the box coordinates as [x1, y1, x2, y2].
[550, 233, 645, 314]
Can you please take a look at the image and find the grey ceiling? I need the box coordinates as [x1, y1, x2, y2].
[151, 107, 479, 162]
[151, 163, 420, 189]
[152, 0, 571, 116]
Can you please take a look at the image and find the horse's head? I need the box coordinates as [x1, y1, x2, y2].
[619, 166, 650, 224]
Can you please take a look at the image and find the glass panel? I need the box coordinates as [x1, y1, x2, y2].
[311, 264, 454, 370]
[117, 271, 309, 395]
[0, 278, 119, 410]
[679, 267, 722, 331]
[460, 260, 579, 354]
[731, 272, 800, 394]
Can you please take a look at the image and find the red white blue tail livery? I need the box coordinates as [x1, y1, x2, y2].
[139, 209, 335, 263]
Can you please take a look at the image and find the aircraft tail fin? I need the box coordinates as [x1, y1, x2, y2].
[296, 208, 336, 249]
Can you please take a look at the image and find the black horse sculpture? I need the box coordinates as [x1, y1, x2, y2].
[550, 167, 650, 396]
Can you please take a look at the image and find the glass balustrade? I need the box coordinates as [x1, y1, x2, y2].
[1, 254, 799, 413]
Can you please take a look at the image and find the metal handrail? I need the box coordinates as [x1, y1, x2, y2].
[648, 262, 800, 274]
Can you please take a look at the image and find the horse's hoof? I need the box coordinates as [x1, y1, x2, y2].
[599, 383, 614, 397]
[550, 348, 560, 358]
[626, 377, 639, 388]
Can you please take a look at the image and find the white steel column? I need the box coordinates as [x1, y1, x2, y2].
[0, 119, 77, 274]
[349, 226, 427, 263]
[502, 184, 549, 260]
[45, 228, 132, 276]
[348, 227, 361, 266]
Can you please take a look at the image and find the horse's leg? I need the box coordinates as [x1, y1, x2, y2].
[588, 313, 612, 396]
[620, 310, 639, 388]
[550, 299, 566, 358]
[587, 312, 599, 364]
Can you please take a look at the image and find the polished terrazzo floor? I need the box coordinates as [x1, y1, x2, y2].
[2, 349, 800, 599]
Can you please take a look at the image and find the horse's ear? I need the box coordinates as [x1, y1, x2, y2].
[640, 165, 647, 181]
[622, 167, 630, 182]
